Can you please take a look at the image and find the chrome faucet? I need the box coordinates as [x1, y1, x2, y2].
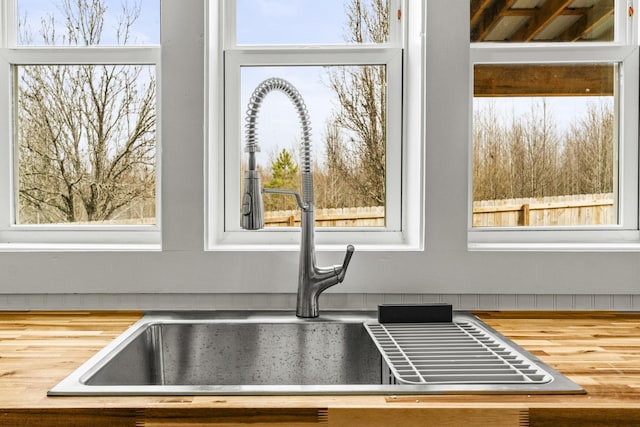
[241, 77, 355, 318]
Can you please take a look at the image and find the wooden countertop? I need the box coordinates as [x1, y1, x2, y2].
[0, 311, 639, 426]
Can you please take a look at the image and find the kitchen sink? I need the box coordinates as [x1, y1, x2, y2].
[48, 311, 585, 395]
[83, 319, 380, 387]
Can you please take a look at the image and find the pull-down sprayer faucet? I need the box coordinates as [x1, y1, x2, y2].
[241, 77, 355, 318]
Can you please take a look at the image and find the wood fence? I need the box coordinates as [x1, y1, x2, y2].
[266, 194, 615, 228]
[473, 193, 615, 227]
[265, 206, 385, 227]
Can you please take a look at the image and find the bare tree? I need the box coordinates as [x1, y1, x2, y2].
[560, 103, 614, 195]
[16, 0, 155, 224]
[314, 122, 354, 208]
[323, 0, 388, 207]
[520, 100, 560, 197]
[473, 102, 510, 200]
[473, 99, 614, 202]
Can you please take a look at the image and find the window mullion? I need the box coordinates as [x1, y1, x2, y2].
[2, 0, 16, 47]
[384, 49, 403, 232]
[5, 47, 160, 64]
[618, 49, 639, 229]
[471, 44, 636, 64]
[227, 46, 402, 65]
[388, 0, 404, 46]
[0, 59, 10, 233]
[223, 0, 236, 48]
[223, 51, 241, 234]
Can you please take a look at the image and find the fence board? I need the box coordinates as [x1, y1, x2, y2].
[265, 206, 385, 227]
[473, 193, 615, 227]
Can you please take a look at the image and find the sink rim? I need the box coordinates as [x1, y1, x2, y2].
[48, 310, 585, 396]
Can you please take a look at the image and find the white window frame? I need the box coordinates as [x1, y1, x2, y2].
[468, 0, 640, 251]
[0, 0, 161, 250]
[206, 0, 426, 251]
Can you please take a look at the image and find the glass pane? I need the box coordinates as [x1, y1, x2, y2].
[472, 63, 617, 227]
[471, 0, 614, 42]
[236, 0, 389, 45]
[17, 0, 160, 46]
[15, 65, 157, 225]
[240, 65, 386, 227]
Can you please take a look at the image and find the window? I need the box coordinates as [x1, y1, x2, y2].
[0, 0, 160, 248]
[207, 0, 425, 249]
[469, 0, 639, 248]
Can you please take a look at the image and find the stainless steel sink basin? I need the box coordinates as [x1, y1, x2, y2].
[86, 321, 381, 387]
[48, 311, 585, 396]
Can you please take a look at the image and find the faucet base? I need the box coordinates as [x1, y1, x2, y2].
[296, 293, 319, 318]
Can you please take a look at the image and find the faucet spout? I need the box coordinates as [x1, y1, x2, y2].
[241, 77, 356, 318]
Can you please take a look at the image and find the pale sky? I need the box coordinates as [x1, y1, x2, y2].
[236, 0, 348, 45]
[474, 96, 614, 135]
[17, 0, 160, 45]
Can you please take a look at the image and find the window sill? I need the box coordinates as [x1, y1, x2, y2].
[468, 241, 640, 252]
[207, 230, 423, 252]
[0, 243, 161, 252]
[0, 227, 161, 251]
[468, 228, 640, 252]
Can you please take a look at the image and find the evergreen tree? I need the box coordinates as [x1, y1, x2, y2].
[264, 148, 299, 211]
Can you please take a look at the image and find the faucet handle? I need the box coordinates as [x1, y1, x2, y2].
[337, 245, 355, 283]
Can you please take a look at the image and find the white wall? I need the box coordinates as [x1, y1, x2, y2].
[1, 0, 639, 310]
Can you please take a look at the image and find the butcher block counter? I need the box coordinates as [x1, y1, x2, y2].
[0, 310, 639, 426]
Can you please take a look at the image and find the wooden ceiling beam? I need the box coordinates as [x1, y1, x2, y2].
[471, 0, 494, 29]
[474, 64, 614, 97]
[508, 0, 575, 42]
[471, 0, 517, 42]
[502, 8, 589, 17]
[556, 0, 614, 42]
[471, 0, 615, 43]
